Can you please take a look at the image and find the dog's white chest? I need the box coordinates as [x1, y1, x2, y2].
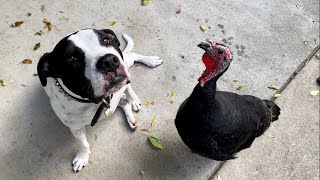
[44, 78, 126, 129]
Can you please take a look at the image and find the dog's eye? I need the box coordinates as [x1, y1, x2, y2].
[103, 38, 110, 44]
[102, 35, 114, 45]
[66, 56, 77, 63]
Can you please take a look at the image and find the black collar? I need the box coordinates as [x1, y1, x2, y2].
[54, 78, 112, 126]
[55, 78, 92, 103]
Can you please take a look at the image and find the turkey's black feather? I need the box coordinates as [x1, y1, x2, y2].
[175, 76, 280, 161]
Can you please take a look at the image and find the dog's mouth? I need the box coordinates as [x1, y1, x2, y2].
[102, 63, 130, 98]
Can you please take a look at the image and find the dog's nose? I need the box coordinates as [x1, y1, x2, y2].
[96, 54, 120, 72]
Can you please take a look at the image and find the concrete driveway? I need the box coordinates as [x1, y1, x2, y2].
[0, 0, 318, 179]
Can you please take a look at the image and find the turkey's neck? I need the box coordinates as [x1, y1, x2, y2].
[194, 75, 219, 105]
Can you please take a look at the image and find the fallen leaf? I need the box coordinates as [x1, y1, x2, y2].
[310, 90, 319, 96]
[139, 170, 145, 176]
[217, 175, 222, 180]
[236, 86, 243, 91]
[22, 59, 32, 64]
[169, 91, 176, 103]
[151, 115, 156, 127]
[35, 30, 44, 36]
[141, 0, 151, 6]
[140, 128, 150, 132]
[274, 93, 281, 98]
[176, 8, 181, 14]
[1, 80, 7, 86]
[200, 25, 206, 32]
[34, 42, 40, 51]
[233, 80, 240, 82]
[43, 18, 52, 31]
[109, 21, 116, 26]
[145, 99, 154, 105]
[148, 134, 163, 150]
[11, 21, 24, 27]
[268, 85, 279, 90]
[27, 12, 32, 17]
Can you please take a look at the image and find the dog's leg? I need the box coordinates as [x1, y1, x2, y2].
[118, 98, 138, 130]
[131, 52, 163, 67]
[122, 33, 163, 68]
[70, 127, 90, 172]
[125, 85, 141, 112]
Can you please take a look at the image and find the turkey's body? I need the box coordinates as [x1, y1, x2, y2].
[175, 79, 280, 161]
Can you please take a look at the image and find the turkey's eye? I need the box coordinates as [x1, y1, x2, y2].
[217, 50, 224, 55]
[67, 56, 77, 63]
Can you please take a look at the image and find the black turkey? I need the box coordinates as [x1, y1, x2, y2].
[175, 40, 280, 160]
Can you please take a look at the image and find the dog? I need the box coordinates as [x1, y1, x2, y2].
[37, 29, 162, 172]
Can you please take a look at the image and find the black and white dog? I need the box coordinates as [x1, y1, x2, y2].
[37, 29, 162, 172]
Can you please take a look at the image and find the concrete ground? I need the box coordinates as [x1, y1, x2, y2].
[0, 0, 319, 180]
[214, 51, 320, 180]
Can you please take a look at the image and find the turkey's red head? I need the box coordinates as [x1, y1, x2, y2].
[197, 40, 233, 87]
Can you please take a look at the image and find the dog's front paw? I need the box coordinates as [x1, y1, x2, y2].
[146, 56, 163, 67]
[131, 98, 141, 112]
[128, 117, 138, 131]
[72, 151, 89, 173]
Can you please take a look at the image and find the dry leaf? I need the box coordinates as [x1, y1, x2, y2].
[236, 86, 243, 91]
[233, 80, 240, 82]
[310, 90, 319, 96]
[11, 21, 24, 27]
[145, 99, 154, 105]
[274, 93, 281, 98]
[27, 12, 32, 17]
[169, 91, 176, 103]
[22, 59, 32, 64]
[109, 21, 116, 26]
[148, 134, 163, 150]
[35, 30, 44, 36]
[43, 18, 52, 31]
[34, 42, 40, 51]
[139, 170, 145, 176]
[151, 116, 156, 127]
[141, 0, 151, 6]
[1, 80, 7, 86]
[268, 85, 279, 90]
[200, 25, 206, 32]
[217, 175, 222, 180]
[140, 128, 150, 132]
[176, 8, 181, 14]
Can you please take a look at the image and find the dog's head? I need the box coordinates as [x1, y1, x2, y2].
[37, 29, 130, 103]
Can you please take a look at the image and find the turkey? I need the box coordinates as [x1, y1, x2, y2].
[175, 40, 280, 160]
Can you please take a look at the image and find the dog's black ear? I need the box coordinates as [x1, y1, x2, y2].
[101, 29, 120, 47]
[37, 53, 57, 86]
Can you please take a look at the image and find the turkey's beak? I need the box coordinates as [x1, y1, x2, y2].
[197, 42, 211, 52]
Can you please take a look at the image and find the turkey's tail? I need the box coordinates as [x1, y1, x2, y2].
[263, 100, 281, 122]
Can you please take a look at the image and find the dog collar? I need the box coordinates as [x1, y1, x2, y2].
[54, 78, 112, 126]
[55, 78, 92, 103]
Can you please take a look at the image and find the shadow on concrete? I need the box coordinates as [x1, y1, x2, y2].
[1, 85, 76, 178]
